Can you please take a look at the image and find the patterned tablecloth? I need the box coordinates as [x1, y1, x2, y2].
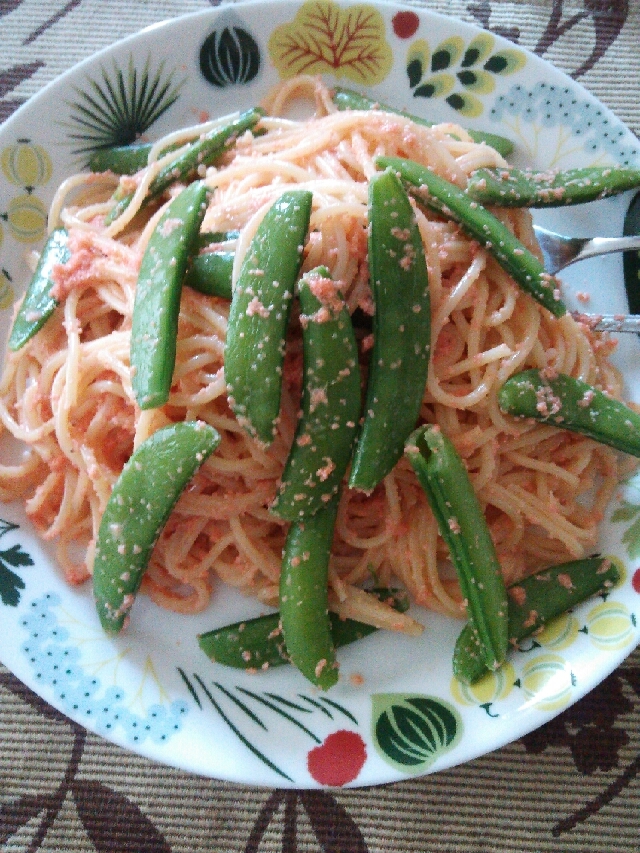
[2, 1, 640, 851]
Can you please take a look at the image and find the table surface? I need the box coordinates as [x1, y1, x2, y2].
[2, 1, 640, 851]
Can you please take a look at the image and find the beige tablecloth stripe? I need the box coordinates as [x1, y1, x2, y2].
[2, 1, 640, 851]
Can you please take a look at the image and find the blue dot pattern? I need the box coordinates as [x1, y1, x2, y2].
[491, 83, 640, 166]
[20, 593, 188, 744]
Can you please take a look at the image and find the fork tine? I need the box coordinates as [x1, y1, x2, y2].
[533, 226, 585, 275]
[533, 225, 640, 274]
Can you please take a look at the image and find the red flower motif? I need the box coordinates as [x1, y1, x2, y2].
[633, 568, 640, 594]
[307, 730, 367, 786]
[392, 11, 419, 39]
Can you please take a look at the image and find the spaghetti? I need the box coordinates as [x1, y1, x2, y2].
[0, 75, 629, 626]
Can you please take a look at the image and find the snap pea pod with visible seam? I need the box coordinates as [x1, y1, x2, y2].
[8, 228, 70, 351]
[197, 588, 409, 670]
[279, 498, 339, 689]
[131, 180, 209, 410]
[466, 165, 640, 207]
[375, 155, 567, 318]
[184, 250, 234, 300]
[349, 167, 431, 492]
[224, 189, 313, 445]
[454, 556, 620, 683]
[105, 108, 263, 224]
[10, 222, 235, 351]
[331, 87, 514, 157]
[93, 420, 220, 634]
[498, 369, 640, 457]
[271, 267, 361, 520]
[405, 424, 508, 672]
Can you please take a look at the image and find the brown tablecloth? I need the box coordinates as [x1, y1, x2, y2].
[2, 1, 640, 850]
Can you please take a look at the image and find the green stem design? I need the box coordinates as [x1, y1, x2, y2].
[177, 671, 362, 783]
[191, 674, 294, 783]
[235, 686, 322, 743]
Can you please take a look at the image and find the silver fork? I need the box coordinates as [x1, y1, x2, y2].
[534, 225, 640, 275]
[533, 225, 640, 333]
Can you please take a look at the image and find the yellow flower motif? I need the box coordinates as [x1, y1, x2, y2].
[0, 269, 14, 311]
[2, 141, 52, 189]
[269, 0, 393, 85]
[450, 661, 515, 716]
[584, 601, 636, 651]
[519, 653, 574, 713]
[535, 612, 579, 652]
[6, 194, 48, 243]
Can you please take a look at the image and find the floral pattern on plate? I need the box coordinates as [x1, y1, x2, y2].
[269, 0, 393, 84]
[20, 592, 189, 746]
[490, 81, 640, 168]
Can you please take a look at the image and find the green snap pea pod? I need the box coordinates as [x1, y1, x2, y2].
[183, 231, 242, 299]
[454, 556, 620, 683]
[405, 424, 508, 672]
[89, 143, 154, 175]
[224, 189, 313, 444]
[89, 141, 191, 175]
[498, 369, 640, 457]
[131, 180, 209, 409]
[183, 250, 234, 300]
[271, 267, 361, 520]
[375, 156, 567, 318]
[8, 228, 70, 351]
[349, 168, 431, 492]
[332, 87, 514, 157]
[93, 420, 220, 634]
[279, 498, 339, 689]
[105, 108, 263, 224]
[467, 165, 640, 207]
[199, 612, 287, 670]
[197, 588, 409, 670]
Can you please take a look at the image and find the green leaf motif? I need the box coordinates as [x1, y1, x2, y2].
[0, 519, 19, 538]
[2, 543, 34, 568]
[431, 49, 452, 72]
[611, 501, 640, 523]
[407, 58, 423, 88]
[622, 515, 640, 560]
[0, 563, 25, 607]
[63, 55, 186, 162]
[461, 47, 481, 67]
[371, 693, 462, 775]
[611, 501, 640, 559]
[0, 526, 33, 607]
[406, 34, 526, 115]
[483, 50, 525, 75]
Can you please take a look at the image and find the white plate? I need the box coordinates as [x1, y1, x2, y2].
[1, 0, 640, 788]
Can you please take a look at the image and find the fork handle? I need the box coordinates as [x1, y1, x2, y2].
[573, 311, 640, 333]
[573, 235, 640, 265]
